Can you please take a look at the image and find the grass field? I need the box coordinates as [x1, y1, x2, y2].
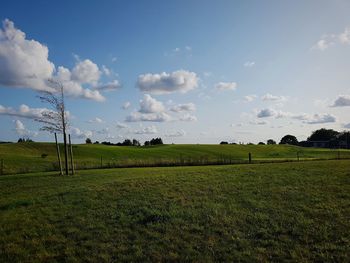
[1, 142, 350, 174]
[0, 160, 349, 262]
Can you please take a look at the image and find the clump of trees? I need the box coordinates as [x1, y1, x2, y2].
[144, 138, 163, 146]
[17, 138, 34, 143]
[91, 138, 164, 147]
[279, 135, 299, 145]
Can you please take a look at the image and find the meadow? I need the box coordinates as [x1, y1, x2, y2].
[0, 160, 349, 262]
[1, 142, 350, 174]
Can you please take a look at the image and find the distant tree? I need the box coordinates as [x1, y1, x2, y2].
[122, 139, 133, 146]
[258, 142, 265, 145]
[220, 141, 228, 145]
[17, 138, 24, 143]
[307, 128, 339, 141]
[85, 138, 92, 144]
[267, 139, 276, 145]
[247, 142, 254, 145]
[279, 135, 298, 145]
[93, 141, 100, 144]
[17, 137, 33, 143]
[132, 139, 141, 146]
[150, 138, 163, 145]
[144, 141, 150, 146]
[35, 80, 69, 175]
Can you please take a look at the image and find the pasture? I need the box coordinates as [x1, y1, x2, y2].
[0, 142, 350, 174]
[0, 160, 349, 262]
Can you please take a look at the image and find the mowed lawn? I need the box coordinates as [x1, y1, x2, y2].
[0, 160, 349, 262]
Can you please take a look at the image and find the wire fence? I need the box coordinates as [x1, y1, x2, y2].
[1, 150, 350, 175]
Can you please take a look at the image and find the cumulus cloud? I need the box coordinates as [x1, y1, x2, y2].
[244, 95, 257, 102]
[122, 101, 131, 110]
[134, 125, 158, 134]
[137, 70, 198, 94]
[125, 112, 172, 122]
[304, 113, 336, 124]
[165, 130, 186, 137]
[331, 95, 350, 107]
[179, 114, 197, 122]
[93, 80, 121, 92]
[87, 117, 104, 124]
[0, 19, 119, 102]
[261, 93, 286, 102]
[139, 94, 165, 113]
[70, 127, 93, 139]
[215, 82, 237, 91]
[244, 61, 255, 67]
[14, 119, 38, 137]
[0, 104, 50, 119]
[169, 103, 196, 112]
[257, 108, 276, 118]
[0, 19, 55, 91]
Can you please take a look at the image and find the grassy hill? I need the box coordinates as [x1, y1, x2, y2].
[0, 142, 349, 174]
[0, 160, 349, 261]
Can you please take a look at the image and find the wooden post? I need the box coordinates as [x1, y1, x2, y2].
[55, 133, 63, 175]
[68, 134, 75, 175]
[297, 152, 300, 161]
[248, 152, 252, 164]
[0, 159, 3, 176]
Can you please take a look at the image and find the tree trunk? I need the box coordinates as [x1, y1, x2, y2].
[69, 134, 75, 175]
[54, 133, 63, 175]
[63, 132, 69, 175]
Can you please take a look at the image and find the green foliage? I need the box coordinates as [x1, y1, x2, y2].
[279, 135, 298, 145]
[0, 160, 349, 261]
[308, 128, 339, 141]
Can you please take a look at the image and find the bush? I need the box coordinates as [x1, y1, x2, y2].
[86, 138, 92, 144]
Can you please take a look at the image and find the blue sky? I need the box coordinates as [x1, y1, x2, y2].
[1, 0, 350, 144]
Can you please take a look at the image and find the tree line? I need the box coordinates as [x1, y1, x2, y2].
[85, 137, 164, 146]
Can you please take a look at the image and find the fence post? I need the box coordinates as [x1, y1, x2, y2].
[248, 152, 252, 164]
[68, 134, 75, 175]
[0, 159, 3, 176]
[55, 133, 63, 175]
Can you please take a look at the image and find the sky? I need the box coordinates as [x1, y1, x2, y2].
[0, 0, 350, 144]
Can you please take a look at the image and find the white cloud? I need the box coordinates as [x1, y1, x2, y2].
[165, 130, 186, 137]
[125, 112, 172, 122]
[313, 27, 350, 51]
[97, 127, 109, 134]
[71, 59, 100, 85]
[215, 82, 237, 91]
[111, 57, 117, 63]
[93, 80, 121, 91]
[122, 101, 131, 110]
[344, 123, 350, 129]
[304, 113, 336, 124]
[0, 19, 119, 102]
[137, 70, 198, 94]
[116, 122, 128, 129]
[261, 93, 286, 102]
[102, 65, 111, 76]
[70, 127, 93, 139]
[179, 114, 197, 122]
[331, 95, 350, 107]
[244, 61, 255, 67]
[0, 19, 55, 91]
[244, 95, 257, 102]
[139, 94, 165, 113]
[134, 125, 158, 134]
[0, 104, 49, 119]
[14, 119, 38, 137]
[170, 103, 196, 112]
[87, 117, 104, 124]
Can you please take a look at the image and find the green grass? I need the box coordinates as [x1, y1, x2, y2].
[0, 160, 349, 262]
[1, 142, 350, 174]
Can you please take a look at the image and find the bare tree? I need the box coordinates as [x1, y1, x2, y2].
[35, 80, 69, 175]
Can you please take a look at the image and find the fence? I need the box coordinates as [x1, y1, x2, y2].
[1, 150, 350, 175]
